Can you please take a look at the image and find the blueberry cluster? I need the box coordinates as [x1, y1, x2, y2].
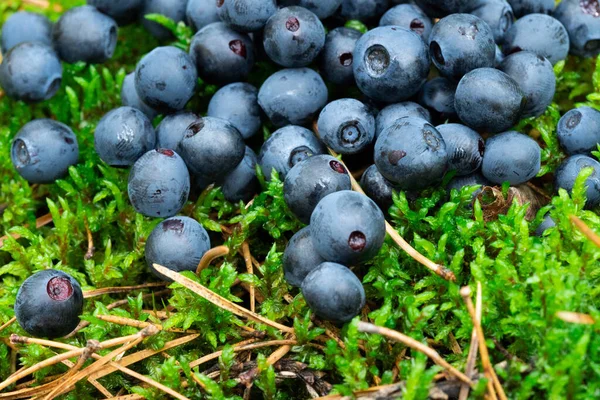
[4, 0, 600, 335]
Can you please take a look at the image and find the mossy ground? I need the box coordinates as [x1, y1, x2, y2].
[0, 1, 599, 399]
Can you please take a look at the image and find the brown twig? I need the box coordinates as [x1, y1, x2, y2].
[556, 311, 595, 325]
[83, 283, 168, 298]
[84, 219, 95, 260]
[153, 263, 294, 333]
[0, 317, 16, 333]
[196, 245, 230, 274]
[460, 286, 507, 400]
[95, 314, 200, 334]
[570, 215, 600, 248]
[357, 322, 473, 386]
[459, 281, 483, 400]
[109, 362, 190, 400]
[0, 212, 53, 248]
[189, 339, 298, 369]
[241, 242, 256, 313]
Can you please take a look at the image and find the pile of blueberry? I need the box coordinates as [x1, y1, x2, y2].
[3, 0, 600, 335]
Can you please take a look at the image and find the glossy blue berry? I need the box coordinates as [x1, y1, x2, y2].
[481, 131, 541, 185]
[454, 68, 525, 133]
[121, 72, 158, 120]
[135, 46, 197, 112]
[283, 227, 326, 287]
[263, 6, 325, 67]
[554, 0, 600, 58]
[94, 107, 156, 167]
[259, 125, 326, 179]
[375, 102, 431, 138]
[317, 99, 375, 155]
[88, 0, 143, 25]
[53, 5, 117, 64]
[301, 262, 365, 324]
[318, 27, 362, 85]
[360, 164, 394, 212]
[141, 0, 187, 40]
[284, 155, 352, 223]
[217, 0, 277, 32]
[436, 123, 484, 176]
[310, 190, 386, 264]
[15, 270, 83, 338]
[258, 68, 328, 127]
[374, 117, 448, 190]
[1, 12, 52, 53]
[190, 22, 255, 85]
[535, 212, 556, 236]
[555, 155, 600, 208]
[186, 0, 220, 32]
[447, 171, 490, 200]
[208, 83, 261, 140]
[156, 111, 198, 151]
[353, 26, 430, 103]
[11, 119, 79, 184]
[557, 107, 600, 156]
[470, 0, 514, 42]
[379, 4, 433, 40]
[0, 42, 62, 102]
[146, 216, 211, 280]
[128, 149, 190, 217]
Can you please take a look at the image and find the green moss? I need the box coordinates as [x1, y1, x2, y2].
[0, 2, 599, 399]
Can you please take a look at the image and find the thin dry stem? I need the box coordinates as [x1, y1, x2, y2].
[84, 218, 95, 260]
[238, 342, 294, 386]
[189, 339, 297, 369]
[0, 212, 53, 248]
[461, 286, 507, 400]
[83, 283, 168, 298]
[570, 215, 600, 248]
[95, 314, 199, 334]
[153, 263, 294, 333]
[459, 281, 483, 400]
[241, 242, 256, 313]
[556, 311, 595, 324]
[357, 322, 473, 386]
[109, 362, 190, 400]
[196, 245, 230, 274]
[0, 317, 16, 333]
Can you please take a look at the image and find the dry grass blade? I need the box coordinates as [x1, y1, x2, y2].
[0, 317, 16, 333]
[196, 245, 230, 274]
[242, 242, 256, 312]
[95, 314, 199, 334]
[109, 363, 190, 400]
[189, 339, 297, 369]
[459, 281, 483, 400]
[357, 322, 473, 385]
[106, 395, 144, 400]
[83, 282, 168, 298]
[556, 311, 595, 325]
[570, 215, 600, 248]
[153, 263, 294, 333]
[0, 212, 53, 248]
[461, 286, 507, 400]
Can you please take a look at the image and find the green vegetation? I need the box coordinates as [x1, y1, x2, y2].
[0, 1, 599, 399]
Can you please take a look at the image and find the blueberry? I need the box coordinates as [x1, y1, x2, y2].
[208, 83, 261, 140]
[447, 171, 491, 199]
[557, 107, 600, 155]
[94, 107, 156, 167]
[360, 164, 395, 212]
[534, 212, 556, 236]
[428, 14, 496, 82]
[53, 5, 117, 64]
[340, 0, 390, 21]
[379, 4, 433, 40]
[1, 12, 52, 53]
[0, 42, 62, 102]
[470, 0, 514, 43]
[263, 7, 325, 67]
[353, 26, 430, 103]
[222, 147, 260, 203]
[258, 68, 328, 127]
[177, 117, 245, 182]
[284, 155, 352, 223]
[217, 0, 277, 32]
[121, 73, 158, 120]
[135, 46, 197, 112]
[375, 102, 431, 138]
[128, 149, 190, 217]
[414, 0, 479, 17]
[554, 0, 600, 58]
[279, 0, 343, 19]
[481, 131, 541, 185]
[156, 111, 198, 150]
[555, 155, 600, 208]
[11, 119, 79, 184]
[258, 125, 326, 179]
[189, 22, 255, 85]
[145, 216, 211, 280]
[186, 0, 220, 31]
[503, 14, 570, 65]
[317, 99, 375, 155]
[499, 51, 556, 118]
[374, 117, 448, 190]
[301, 262, 365, 324]
[141, 0, 187, 40]
[436, 123, 484, 176]
[454, 68, 525, 133]
[283, 227, 326, 287]
[15, 270, 83, 338]
[88, 0, 143, 25]
[310, 190, 386, 264]
[318, 27, 362, 85]
[418, 77, 457, 122]
[508, 0, 554, 18]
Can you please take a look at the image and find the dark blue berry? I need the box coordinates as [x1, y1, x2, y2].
[141, 0, 187, 40]
[318, 27, 362, 85]
[375, 102, 431, 138]
[470, 0, 514, 42]
[340, 0, 390, 21]
[283, 226, 326, 287]
[379, 4, 433, 40]
[88, 0, 143, 25]
[208, 83, 261, 140]
[186, 0, 220, 32]
[481, 131, 541, 185]
[217, 0, 277, 32]
[1, 12, 52, 53]
[508, 0, 554, 18]
[418, 77, 457, 122]
[279, 0, 343, 19]
[554, 0, 600, 58]
[436, 123, 484, 176]
[121, 72, 158, 120]
[557, 106, 600, 155]
[360, 164, 395, 212]
[317, 99, 375, 155]
[222, 147, 260, 203]
[555, 154, 600, 208]
[156, 112, 198, 151]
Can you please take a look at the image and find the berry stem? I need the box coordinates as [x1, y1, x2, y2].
[196, 245, 230, 274]
[459, 281, 483, 400]
[241, 242, 256, 313]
